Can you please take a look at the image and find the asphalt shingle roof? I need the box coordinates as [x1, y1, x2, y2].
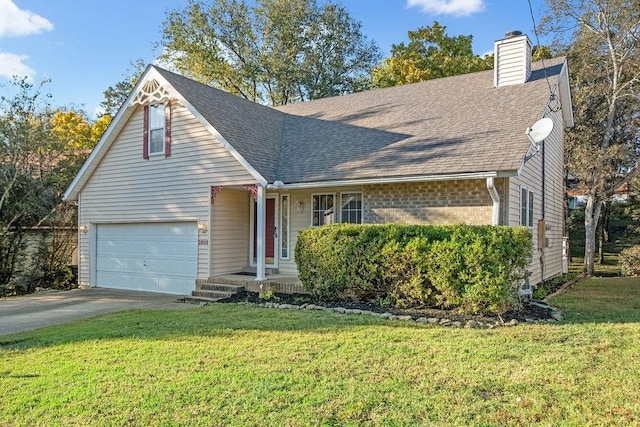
[155, 57, 566, 185]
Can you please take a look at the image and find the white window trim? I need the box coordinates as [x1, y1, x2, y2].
[339, 191, 363, 224]
[310, 193, 336, 227]
[521, 186, 534, 228]
[280, 194, 291, 260]
[148, 103, 165, 156]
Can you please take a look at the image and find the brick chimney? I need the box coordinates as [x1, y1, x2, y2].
[493, 30, 532, 87]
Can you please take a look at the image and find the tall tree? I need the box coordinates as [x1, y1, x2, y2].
[159, 0, 380, 105]
[0, 79, 103, 294]
[100, 60, 146, 117]
[542, 0, 640, 274]
[371, 22, 493, 88]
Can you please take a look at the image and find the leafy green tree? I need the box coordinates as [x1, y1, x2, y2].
[542, 0, 640, 274]
[159, 0, 380, 105]
[0, 79, 103, 294]
[371, 22, 493, 88]
[100, 60, 145, 117]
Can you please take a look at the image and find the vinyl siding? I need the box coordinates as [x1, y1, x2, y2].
[508, 106, 565, 286]
[210, 189, 250, 275]
[495, 35, 532, 87]
[77, 103, 255, 286]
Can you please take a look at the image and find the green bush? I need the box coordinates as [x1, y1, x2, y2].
[620, 245, 640, 276]
[295, 224, 532, 315]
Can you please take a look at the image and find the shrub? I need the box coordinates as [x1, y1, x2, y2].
[620, 245, 640, 276]
[295, 224, 532, 315]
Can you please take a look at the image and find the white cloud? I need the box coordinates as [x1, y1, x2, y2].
[0, 51, 35, 81]
[406, 0, 485, 17]
[0, 0, 53, 37]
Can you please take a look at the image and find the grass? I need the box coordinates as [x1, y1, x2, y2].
[1, 279, 640, 426]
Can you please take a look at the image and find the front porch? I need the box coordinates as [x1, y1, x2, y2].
[192, 273, 304, 301]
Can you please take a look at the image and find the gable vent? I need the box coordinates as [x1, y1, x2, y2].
[494, 31, 532, 87]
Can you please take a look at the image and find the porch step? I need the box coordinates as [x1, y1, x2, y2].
[192, 289, 237, 299]
[198, 283, 245, 293]
[187, 282, 245, 304]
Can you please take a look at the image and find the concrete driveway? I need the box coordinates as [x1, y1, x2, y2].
[0, 288, 193, 336]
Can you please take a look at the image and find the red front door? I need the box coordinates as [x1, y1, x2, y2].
[254, 198, 275, 259]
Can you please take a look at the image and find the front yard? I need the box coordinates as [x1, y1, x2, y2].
[1, 277, 639, 426]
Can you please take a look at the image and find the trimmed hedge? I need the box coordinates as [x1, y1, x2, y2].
[295, 224, 532, 315]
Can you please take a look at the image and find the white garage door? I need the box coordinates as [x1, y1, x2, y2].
[96, 222, 198, 295]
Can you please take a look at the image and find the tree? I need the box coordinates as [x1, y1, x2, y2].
[100, 59, 146, 117]
[542, 0, 640, 274]
[159, 0, 380, 106]
[0, 78, 104, 294]
[371, 22, 493, 88]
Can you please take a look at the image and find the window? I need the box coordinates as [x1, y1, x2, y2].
[280, 194, 290, 259]
[143, 102, 171, 159]
[521, 187, 534, 227]
[312, 194, 334, 226]
[148, 104, 165, 155]
[340, 192, 362, 224]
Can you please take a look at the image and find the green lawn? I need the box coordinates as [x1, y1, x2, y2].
[2, 278, 640, 426]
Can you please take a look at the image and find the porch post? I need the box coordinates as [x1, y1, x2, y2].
[255, 185, 266, 281]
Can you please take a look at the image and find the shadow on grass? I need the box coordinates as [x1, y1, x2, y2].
[0, 303, 411, 351]
[4, 277, 640, 351]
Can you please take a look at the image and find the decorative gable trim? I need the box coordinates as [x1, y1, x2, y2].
[131, 79, 171, 106]
[62, 65, 268, 202]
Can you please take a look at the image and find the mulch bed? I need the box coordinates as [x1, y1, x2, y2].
[216, 290, 558, 324]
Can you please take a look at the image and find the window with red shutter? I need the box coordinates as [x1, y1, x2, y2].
[143, 103, 171, 159]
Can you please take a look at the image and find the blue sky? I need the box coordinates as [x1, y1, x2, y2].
[0, 0, 549, 118]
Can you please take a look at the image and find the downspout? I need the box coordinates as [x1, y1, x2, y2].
[486, 177, 500, 225]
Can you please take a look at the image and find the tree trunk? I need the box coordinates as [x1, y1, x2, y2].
[597, 201, 611, 264]
[583, 194, 603, 275]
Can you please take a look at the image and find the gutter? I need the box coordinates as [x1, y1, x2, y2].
[486, 177, 501, 225]
[266, 171, 506, 190]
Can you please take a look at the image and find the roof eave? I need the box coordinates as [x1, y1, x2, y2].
[267, 170, 517, 189]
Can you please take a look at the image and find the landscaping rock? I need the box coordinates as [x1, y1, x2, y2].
[464, 320, 479, 329]
[397, 315, 413, 321]
[416, 317, 428, 323]
[380, 312, 392, 319]
[427, 318, 440, 324]
[508, 319, 519, 326]
[551, 311, 563, 322]
[451, 321, 462, 328]
[439, 318, 452, 326]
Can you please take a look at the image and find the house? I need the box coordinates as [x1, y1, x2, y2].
[63, 31, 573, 296]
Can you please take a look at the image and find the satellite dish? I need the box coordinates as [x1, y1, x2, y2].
[526, 117, 554, 145]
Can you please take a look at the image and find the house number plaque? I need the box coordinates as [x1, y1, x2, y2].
[198, 239, 209, 246]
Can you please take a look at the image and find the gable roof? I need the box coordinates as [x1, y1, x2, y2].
[64, 57, 571, 200]
[153, 67, 286, 183]
[275, 57, 570, 184]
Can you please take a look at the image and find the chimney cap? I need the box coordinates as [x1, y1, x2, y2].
[505, 30, 523, 38]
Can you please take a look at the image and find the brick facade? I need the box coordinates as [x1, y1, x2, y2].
[363, 179, 507, 225]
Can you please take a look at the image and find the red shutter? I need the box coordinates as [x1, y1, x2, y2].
[143, 105, 149, 160]
[164, 101, 172, 158]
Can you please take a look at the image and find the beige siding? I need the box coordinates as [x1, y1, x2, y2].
[77, 103, 255, 286]
[211, 189, 250, 275]
[508, 107, 566, 286]
[495, 35, 532, 87]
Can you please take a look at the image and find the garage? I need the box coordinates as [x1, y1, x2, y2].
[96, 222, 198, 295]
